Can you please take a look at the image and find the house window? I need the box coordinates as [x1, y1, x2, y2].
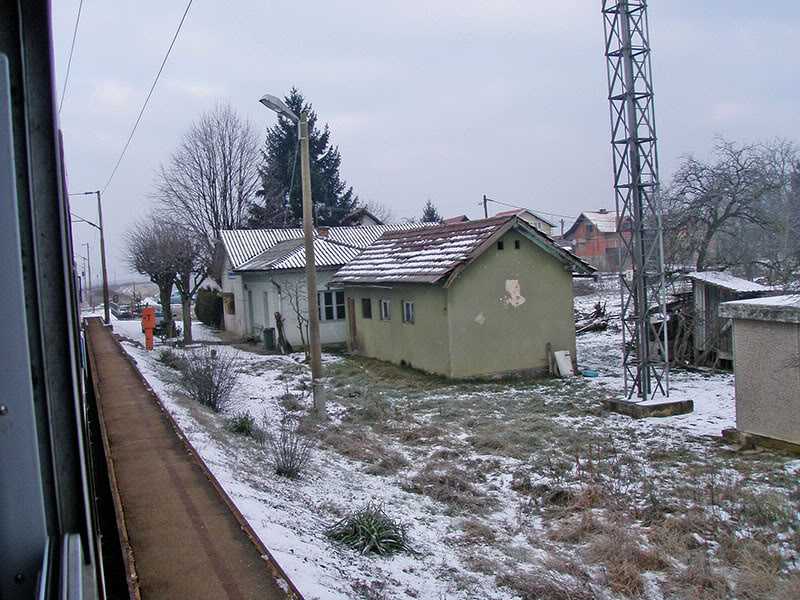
[361, 297, 372, 319]
[497, 241, 504, 250]
[586, 224, 594, 233]
[319, 290, 345, 322]
[514, 239, 520, 249]
[380, 299, 391, 321]
[402, 300, 415, 324]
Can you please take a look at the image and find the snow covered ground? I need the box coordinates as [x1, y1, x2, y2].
[99, 282, 800, 600]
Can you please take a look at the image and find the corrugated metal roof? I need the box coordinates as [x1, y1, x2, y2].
[220, 223, 432, 271]
[331, 215, 595, 285]
[686, 271, 771, 293]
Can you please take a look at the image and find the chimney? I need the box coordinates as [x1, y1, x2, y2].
[317, 226, 329, 238]
[598, 208, 608, 214]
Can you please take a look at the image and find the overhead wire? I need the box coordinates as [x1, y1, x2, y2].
[58, 0, 84, 114]
[101, 0, 194, 195]
[481, 197, 581, 223]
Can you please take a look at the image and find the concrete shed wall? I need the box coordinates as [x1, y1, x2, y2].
[732, 319, 800, 444]
[345, 284, 450, 376]
[447, 230, 577, 377]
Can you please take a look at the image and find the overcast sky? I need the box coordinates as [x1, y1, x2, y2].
[51, 1, 800, 282]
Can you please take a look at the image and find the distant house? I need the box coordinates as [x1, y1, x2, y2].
[563, 209, 630, 271]
[341, 207, 384, 226]
[216, 224, 426, 348]
[687, 271, 773, 366]
[493, 208, 555, 236]
[442, 215, 470, 224]
[331, 215, 596, 378]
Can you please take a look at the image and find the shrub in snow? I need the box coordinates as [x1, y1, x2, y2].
[227, 411, 260, 438]
[262, 414, 314, 478]
[157, 348, 184, 370]
[178, 346, 240, 412]
[326, 502, 417, 556]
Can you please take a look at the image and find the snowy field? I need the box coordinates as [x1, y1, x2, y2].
[101, 282, 800, 600]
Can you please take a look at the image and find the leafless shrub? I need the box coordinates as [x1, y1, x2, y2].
[278, 389, 305, 412]
[262, 413, 314, 478]
[178, 346, 240, 412]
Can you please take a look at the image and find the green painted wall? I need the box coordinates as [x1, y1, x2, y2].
[446, 230, 577, 377]
[345, 284, 450, 375]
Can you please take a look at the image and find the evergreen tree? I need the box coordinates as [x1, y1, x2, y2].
[248, 88, 358, 228]
[421, 199, 443, 223]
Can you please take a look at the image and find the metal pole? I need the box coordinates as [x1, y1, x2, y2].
[300, 116, 326, 419]
[96, 191, 110, 324]
[84, 242, 93, 309]
[483, 194, 488, 218]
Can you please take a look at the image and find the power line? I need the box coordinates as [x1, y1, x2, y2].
[101, 0, 194, 194]
[58, 0, 84, 114]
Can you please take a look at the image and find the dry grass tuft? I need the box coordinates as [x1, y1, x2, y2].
[405, 462, 489, 511]
[496, 568, 600, 600]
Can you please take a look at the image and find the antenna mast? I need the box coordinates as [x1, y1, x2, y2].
[602, 0, 668, 398]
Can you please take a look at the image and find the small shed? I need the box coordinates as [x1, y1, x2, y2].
[719, 295, 800, 447]
[686, 272, 772, 366]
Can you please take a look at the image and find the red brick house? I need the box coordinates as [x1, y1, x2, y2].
[563, 209, 631, 271]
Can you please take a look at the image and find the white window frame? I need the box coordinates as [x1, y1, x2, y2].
[402, 300, 415, 324]
[380, 298, 391, 321]
[318, 289, 345, 322]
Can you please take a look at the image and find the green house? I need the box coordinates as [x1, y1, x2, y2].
[330, 215, 596, 378]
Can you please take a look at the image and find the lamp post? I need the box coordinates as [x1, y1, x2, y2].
[71, 190, 110, 324]
[259, 93, 326, 420]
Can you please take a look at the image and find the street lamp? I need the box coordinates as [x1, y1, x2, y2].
[259, 93, 326, 420]
[71, 190, 110, 325]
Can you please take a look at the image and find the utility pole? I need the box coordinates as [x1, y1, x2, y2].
[300, 114, 326, 419]
[84, 242, 93, 310]
[70, 190, 111, 323]
[259, 93, 326, 420]
[96, 191, 110, 324]
[482, 194, 488, 218]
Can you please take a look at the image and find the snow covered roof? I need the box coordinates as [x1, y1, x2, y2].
[331, 215, 595, 285]
[719, 294, 800, 324]
[220, 223, 431, 271]
[563, 209, 619, 238]
[493, 208, 556, 228]
[686, 271, 771, 293]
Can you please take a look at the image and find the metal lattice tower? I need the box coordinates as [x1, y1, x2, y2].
[602, 0, 669, 399]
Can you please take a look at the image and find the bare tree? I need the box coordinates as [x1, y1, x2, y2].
[663, 137, 795, 272]
[154, 103, 261, 249]
[124, 219, 177, 334]
[281, 278, 310, 361]
[164, 221, 210, 345]
[360, 199, 395, 224]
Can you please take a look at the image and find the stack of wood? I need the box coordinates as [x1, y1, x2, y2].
[575, 301, 609, 335]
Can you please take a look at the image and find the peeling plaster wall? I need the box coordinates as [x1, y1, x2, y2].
[446, 230, 577, 378]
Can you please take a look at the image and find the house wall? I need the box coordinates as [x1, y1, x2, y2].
[221, 256, 247, 335]
[565, 219, 629, 271]
[446, 230, 577, 377]
[221, 259, 347, 346]
[731, 319, 800, 444]
[344, 284, 451, 376]
[243, 269, 347, 348]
